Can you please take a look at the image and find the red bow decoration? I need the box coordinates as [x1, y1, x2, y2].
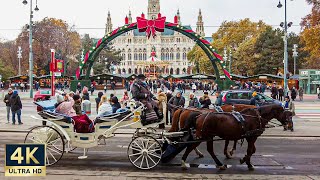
[137, 16, 166, 39]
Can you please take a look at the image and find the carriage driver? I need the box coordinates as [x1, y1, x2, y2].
[131, 74, 163, 121]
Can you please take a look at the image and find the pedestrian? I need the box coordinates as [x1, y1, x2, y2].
[165, 90, 173, 125]
[199, 92, 211, 108]
[250, 91, 259, 106]
[317, 86, 320, 99]
[110, 96, 121, 113]
[298, 87, 304, 101]
[77, 82, 82, 94]
[188, 92, 199, 108]
[90, 84, 95, 95]
[278, 86, 284, 101]
[157, 90, 167, 129]
[168, 91, 185, 122]
[104, 84, 107, 93]
[192, 83, 197, 93]
[10, 90, 23, 125]
[153, 82, 158, 94]
[283, 96, 295, 132]
[271, 84, 278, 99]
[291, 87, 297, 101]
[95, 92, 104, 114]
[120, 91, 130, 106]
[4, 88, 13, 124]
[214, 91, 223, 106]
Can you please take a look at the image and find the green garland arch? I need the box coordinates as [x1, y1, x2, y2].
[77, 20, 231, 82]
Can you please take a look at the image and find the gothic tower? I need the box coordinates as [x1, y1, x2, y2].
[176, 9, 181, 25]
[148, 0, 160, 19]
[128, 10, 132, 23]
[196, 9, 205, 36]
[105, 11, 113, 34]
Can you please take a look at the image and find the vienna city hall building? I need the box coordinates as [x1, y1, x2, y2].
[104, 0, 212, 77]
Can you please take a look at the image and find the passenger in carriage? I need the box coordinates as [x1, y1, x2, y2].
[55, 94, 77, 117]
[72, 95, 82, 115]
[110, 96, 121, 113]
[98, 95, 113, 117]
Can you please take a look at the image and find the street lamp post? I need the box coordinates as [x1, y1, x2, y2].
[23, 0, 39, 98]
[293, 44, 298, 75]
[277, 0, 293, 95]
[17, 46, 22, 75]
[229, 50, 232, 74]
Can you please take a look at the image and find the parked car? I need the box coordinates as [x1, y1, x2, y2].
[34, 90, 51, 102]
[221, 90, 282, 106]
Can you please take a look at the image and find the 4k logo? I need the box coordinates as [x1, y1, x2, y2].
[5, 144, 46, 176]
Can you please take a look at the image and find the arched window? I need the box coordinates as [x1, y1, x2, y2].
[139, 68, 142, 74]
[134, 68, 138, 74]
[170, 53, 174, 60]
[122, 68, 126, 73]
[139, 53, 142, 60]
[118, 69, 121, 74]
[170, 68, 174, 75]
[176, 53, 180, 60]
[182, 53, 187, 60]
[134, 53, 137, 60]
[128, 68, 132, 74]
[165, 53, 169, 60]
[176, 68, 180, 75]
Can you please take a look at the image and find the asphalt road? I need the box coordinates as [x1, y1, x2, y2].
[1, 132, 320, 177]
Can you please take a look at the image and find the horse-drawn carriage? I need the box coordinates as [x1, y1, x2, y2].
[26, 98, 291, 170]
[26, 99, 193, 170]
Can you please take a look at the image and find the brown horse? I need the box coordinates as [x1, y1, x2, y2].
[180, 104, 291, 170]
[169, 104, 256, 158]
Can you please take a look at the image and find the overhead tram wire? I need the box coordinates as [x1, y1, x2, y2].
[0, 24, 302, 31]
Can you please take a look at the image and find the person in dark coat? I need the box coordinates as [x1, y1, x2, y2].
[291, 87, 297, 101]
[9, 90, 22, 125]
[131, 74, 161, 124]
[110, 96, 121, 113]
[188, 93, 199, 108]
[168, 91, 185, 122]
[214, 91, 223, 106]
[278, 86, 284, 101]
[4, 88, 13, 124]
[199, 92, 211, 108]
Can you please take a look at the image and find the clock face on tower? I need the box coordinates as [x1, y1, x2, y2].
[153, 4, 156, 8]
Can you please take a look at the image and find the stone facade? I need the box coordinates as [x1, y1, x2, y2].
[105, 0, 211, 75]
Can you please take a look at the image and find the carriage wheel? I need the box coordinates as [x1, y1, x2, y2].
[128, 136, 162, 170]
[24, 126, 65, 166]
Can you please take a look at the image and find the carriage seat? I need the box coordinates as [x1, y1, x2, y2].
[95, 109, 131, 123]
[39, 110, 73, 123]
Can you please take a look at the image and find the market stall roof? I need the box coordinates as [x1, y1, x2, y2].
[9, 74, 37, 81]
[248, 74, 283, 79]
[37, 75, 72, 79]
[290, 75, 299, 80]
[229, 74, 248, 79]
[91, 73, 122, 80]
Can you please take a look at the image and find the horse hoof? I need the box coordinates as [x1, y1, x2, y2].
[248, 166, 255, 171]
[218, 165, 227, 170]
[198, 153, 204, 158]
[225, 152, 232, 159]
[240, 158, 245, 164]
[229, 150, 234, 156]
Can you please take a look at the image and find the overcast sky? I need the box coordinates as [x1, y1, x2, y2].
[0, 0, 312, 41]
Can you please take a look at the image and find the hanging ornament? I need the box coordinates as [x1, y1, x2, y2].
[137, 16, 166, 39]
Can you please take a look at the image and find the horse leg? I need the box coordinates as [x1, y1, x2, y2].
[194, 147, 204, 158]
[240, 137, 257, 171]
[207, 140, 226, 170]
[224, 140, 232, 159]
[229, 140, 238, 157]
[181, 143, 200, 170]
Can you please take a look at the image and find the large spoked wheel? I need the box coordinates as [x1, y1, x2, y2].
[128, 136, 162, 170]
[24, 125, 65, 166]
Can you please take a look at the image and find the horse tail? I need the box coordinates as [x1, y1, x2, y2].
[168, 108, 184, 132]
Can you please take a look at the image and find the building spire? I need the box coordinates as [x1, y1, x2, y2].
[105, 10, 113, 34]
[176, 9, 181, 25]
[196, 9, 205, 36]
[128, 9, 132, 23]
